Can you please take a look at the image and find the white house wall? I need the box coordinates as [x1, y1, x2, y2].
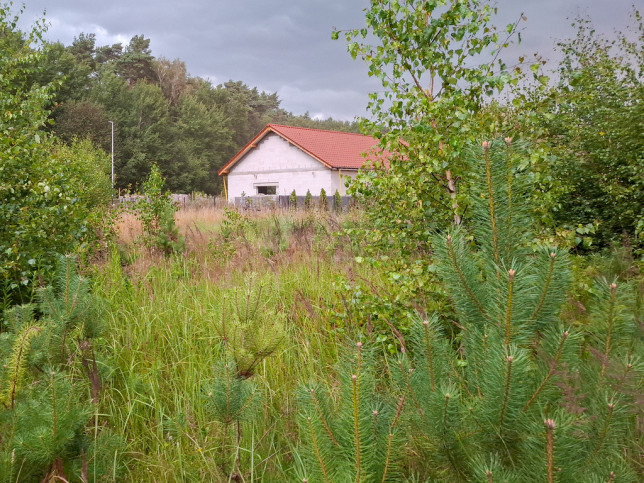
[226, 132, 357, 201]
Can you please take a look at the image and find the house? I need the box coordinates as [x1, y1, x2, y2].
[218, 124, 382, 204]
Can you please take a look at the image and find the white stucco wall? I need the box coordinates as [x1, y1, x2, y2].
[225, 132, 357, 202]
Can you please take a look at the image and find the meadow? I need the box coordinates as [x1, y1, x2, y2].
[83, 202, 643, 482]
[93, 207, 369, 481]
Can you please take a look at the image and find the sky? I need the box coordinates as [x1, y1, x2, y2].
[17, 0, 638, 121]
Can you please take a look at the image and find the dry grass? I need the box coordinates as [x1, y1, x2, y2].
[176, 205, 228, 231]
[115, 211, 142, 244]
[113, 205, 360, 286]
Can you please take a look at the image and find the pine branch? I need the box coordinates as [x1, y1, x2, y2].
[544, 419, 556, 483]
[601, 283, 618, 378]
[381, 396, 405, 483]
[445, 234, 489, 320]
[2, 324, 41, 409]
[482, 141, 500, 269]
[310, 388, 340, 447]
[422, 320, 436, 391]
[504, 269, 516, 348]
[306, 416, 332, 483]
[528, 252, 558, 324]
[498, 355, 514, 431]
[523, 331, 570, 412]
[590, 400, 615, 458]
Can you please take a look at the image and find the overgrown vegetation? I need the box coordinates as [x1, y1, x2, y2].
[0, 1, 642, 481]
[0, 256, 124, 481]
[0, 4, 113, 312]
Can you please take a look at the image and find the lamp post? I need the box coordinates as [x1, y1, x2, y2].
[108, 121, 114, 189]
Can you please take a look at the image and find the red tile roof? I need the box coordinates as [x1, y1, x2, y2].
[218, 124, 384, 175]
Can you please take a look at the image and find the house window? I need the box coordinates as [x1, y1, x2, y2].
[256, 185, 277, 195]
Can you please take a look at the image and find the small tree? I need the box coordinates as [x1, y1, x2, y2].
[302, 139, 644, 480]
[289, 189, 298, 210]
[304, 189, 313, 211]
[296, 342, 405, 482]
[319, 188, 328, 211]
[135, 164, 183, 255]
[205, 276, 285, 479]
[334, 189, 343, 213]
[0, 256, 124, 481]
[333, 0, 532, 337]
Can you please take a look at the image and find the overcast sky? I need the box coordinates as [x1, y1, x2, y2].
[17, 1, 638, 121]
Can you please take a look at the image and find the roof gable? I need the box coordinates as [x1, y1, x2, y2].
[218, 124, 382, 175]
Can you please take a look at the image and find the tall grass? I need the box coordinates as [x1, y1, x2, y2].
[94, 207, 366, 481]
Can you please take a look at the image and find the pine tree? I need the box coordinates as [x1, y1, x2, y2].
[334, 189, 343, 213]
[297, 139, 643, 481]
[290, 189, 298, 210]
[203, 359, 260, 479]
[400, 139, 643, 481]
[204, 275, 285, 479]
[304, 190, 313, 211]
[0, 255, 124, 481]
[135, 164, 184, 255]
[296, 342, 405, 482]
[319, 188, 328, 211]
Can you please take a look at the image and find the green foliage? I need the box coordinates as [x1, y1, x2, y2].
[296, 342, 404, 482]
[0, 5, 112, 311]
[397, 141, 641, 480]
[0, 255, 123, 481]
[336, 0, 531, 340]
[522, 12, 644, 250]
[289, 189, 298, 209]
[203, 276, 285, 477]
[300, 139, 643, 481]
[52, 100, 111, 151]
[38, 33, 359, 194]
[213, 275, 286, 378]
[134, 164, 184, 255]
[304, 189, 313, 211]
[341, 0, 528, 222]
[203, 360, 261, 478]
[319, 188, 328, 211]
[333, 189, 342, 213]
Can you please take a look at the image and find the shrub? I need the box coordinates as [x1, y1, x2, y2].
[0, 7, 112, 311]
[319, 188, 328, 211]
[0, 255, 124, 481]
[304, 190, 313, 210]
[134, 164, 184, 255]
[334, 189, 343, 213]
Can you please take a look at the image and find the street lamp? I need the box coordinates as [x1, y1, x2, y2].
[108, 121, 114, 189]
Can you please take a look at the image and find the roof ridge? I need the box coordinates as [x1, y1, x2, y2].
[267, 123, 369, 137]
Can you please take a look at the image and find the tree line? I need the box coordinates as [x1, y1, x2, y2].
[35, 32, 359, 194]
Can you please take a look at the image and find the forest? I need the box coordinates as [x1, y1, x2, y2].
[0, 0, 643, 482]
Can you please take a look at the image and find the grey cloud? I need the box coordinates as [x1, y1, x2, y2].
[17, 0, 638, 121]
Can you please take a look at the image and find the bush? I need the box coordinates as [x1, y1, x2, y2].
[135, 164, 184, 255]
[319, 188, 328, 211]
[334, 189, 343, 213]
[0, 7, 113, 311]
[304, 190, 313, 210]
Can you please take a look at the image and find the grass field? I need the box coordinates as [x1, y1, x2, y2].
[68, 205, 644, 482]
[94, 207, 369, 481]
